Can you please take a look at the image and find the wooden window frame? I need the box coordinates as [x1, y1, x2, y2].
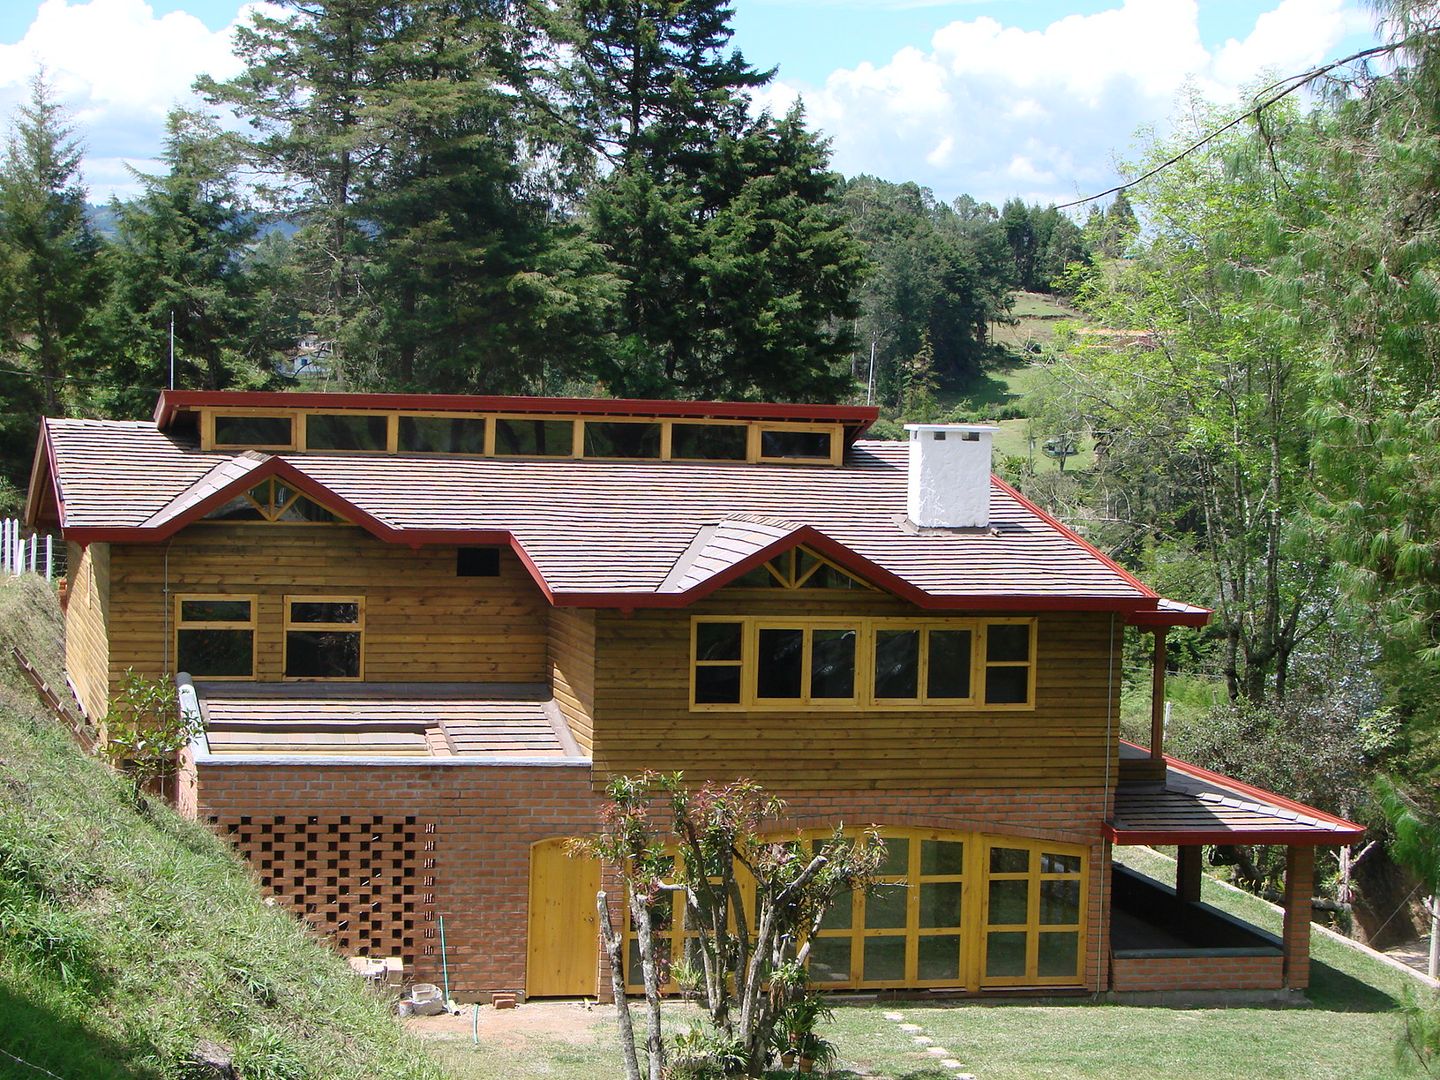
[173, 593, 258, 681]
[197, 477, 346, 527]
[298, 411, 397, 454]
[282, 594, 365, 682]
[688, 617, 1036, 712]
[205, 410, 299, 451]
[978, 837, 1087, 989]
[491, 414, 581, 459]
[665, 418, 751, 462]
[752, 422, 843, 466]
[578, 417, 665, 462]
[727, 547, 875, 591]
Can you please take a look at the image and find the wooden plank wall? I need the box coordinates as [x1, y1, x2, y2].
[547, 607, 596, 754]
[105, 525, 549, 695]
[592, 591, 1118, 790]
[65, 541, 110, 720]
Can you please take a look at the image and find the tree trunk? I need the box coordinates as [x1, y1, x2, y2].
[629, 893, 665, 1080]
[597, 890, 643, 1080]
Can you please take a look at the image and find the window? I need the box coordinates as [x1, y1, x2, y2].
[494, 418, 574, 457]
[398, 415, 487, 455]
[284, 596, 363, 679]
[202, 478, 342, 524]
[457, 547, 501, 577]
[305, 413, 389, 452]
[981, 841, 1084, 986]
[175, 595, 255, 679]
[757, 426, 836, 463]
[690, 618, 1033, 710]
[213, 414, 294, 449]
[670, 423, 748, 461]
[583, 421, 661, 459]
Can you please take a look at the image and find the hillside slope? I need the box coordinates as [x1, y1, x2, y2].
[0, 576, 446, 1080]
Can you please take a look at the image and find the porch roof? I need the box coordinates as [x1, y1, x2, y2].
[1106, 741, 1365, 847]
[187, 681, 588, 764]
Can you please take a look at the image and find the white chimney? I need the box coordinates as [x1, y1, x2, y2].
[904, 423, 998, 530]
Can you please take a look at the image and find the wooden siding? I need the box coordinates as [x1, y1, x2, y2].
[65, 541, 110, 720]
[105, 525, 548, 693]
[592, 590, 1117, 790]
[547, 607, 596, 754]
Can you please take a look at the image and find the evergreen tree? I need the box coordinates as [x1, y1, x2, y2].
[100, 111, 293, 417]
[0, 74, 102, 419]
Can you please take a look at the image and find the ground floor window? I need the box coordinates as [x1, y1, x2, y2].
[175, 594, 256, 679]
[284, 595, 364, 679]
[620, 828, 1087, 994]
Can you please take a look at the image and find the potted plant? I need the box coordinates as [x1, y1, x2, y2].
[794, 1031, 838, 1074]
[775, 989, 834, 1073]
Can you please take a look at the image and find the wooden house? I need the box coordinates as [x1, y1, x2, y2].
[26, 391, 1363, 1001]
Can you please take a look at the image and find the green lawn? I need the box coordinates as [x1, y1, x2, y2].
[429, 848, 1419, 1079]
[990, 290, 1082, 352]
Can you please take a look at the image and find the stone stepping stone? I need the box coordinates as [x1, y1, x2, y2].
[883, 1011, 905, 1022]
[900, 1023, 923, 1033]
[926, 1046, 951, 1057]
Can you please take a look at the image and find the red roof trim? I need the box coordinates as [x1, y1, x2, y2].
[24, 422, 63, 529]
[1129, 608, 1211, 629]
[1111, 738, 1366, 846]
[153, 390, 879, 433]
[993, 476, 1158, 601]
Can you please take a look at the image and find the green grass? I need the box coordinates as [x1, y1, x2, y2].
[990, 290, 1082, 351]
[433, 846, 1418, 1080]
[0, 576, 446, 1080]
[1119, 673, 1226, 743]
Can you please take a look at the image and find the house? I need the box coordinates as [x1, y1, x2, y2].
[25, 390, 1364, 1002]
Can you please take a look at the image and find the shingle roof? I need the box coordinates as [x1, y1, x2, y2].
[36, 415, 1196, 617]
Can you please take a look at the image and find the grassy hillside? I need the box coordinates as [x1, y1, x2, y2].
[0, 576, 446, 1080]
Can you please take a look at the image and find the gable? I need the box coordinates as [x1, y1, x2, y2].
[726, 545, 876, 592]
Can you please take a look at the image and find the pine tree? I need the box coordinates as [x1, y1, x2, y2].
[0, 74, 102, 418]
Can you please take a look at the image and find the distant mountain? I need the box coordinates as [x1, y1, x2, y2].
[84, 203, 299, 242]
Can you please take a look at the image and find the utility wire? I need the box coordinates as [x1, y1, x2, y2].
[0, 1044, 71, 1080]
[1055, 36, 1428, 211]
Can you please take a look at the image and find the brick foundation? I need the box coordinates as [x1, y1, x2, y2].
[1110, 953, 1284, 992]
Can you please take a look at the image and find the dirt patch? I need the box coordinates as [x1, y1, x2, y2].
[407, 1000, 616, 1049]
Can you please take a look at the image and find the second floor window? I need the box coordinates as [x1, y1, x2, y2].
[175, 595, 256, 679]
[284, 596, 364, 679]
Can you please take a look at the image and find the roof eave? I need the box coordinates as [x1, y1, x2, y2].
[23, 422, 61, 529]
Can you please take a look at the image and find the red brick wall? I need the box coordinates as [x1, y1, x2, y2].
[1110, 953, 1284, 993]
[192, 764, 1112, 1000]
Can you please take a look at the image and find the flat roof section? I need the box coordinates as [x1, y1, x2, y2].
[189, 681, 588, 764]
[1107, 741, 1365, 847]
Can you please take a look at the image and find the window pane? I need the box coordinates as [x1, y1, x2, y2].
[671, 423, 747, 461]
[1037, 931, 1079, 978]
[306, 413, 387, 451]
[204, 494, 264, 521]
[398, 416, 486, 455]
[919, 882, 963, 929]
[862, 936, 906, 982]
[988, 880, 1029, 925]
[584, 421, 661, 459]
[985, 931, 1027, 978]
[921, 840, 964, 877]
[756, 628, 803, 699]
[274, 495, 339, 523]
[807, 937, 851, 983]
[810, 629, 856, 698]
[290, 601, 360, 624]
[865, 885, 908, 930]
[927, 629, 972, 699]
[178, 629, 253, 678]
[987, 624, 1031, 662]
[801, 563, 864, 589]
[214, 414, 292, 446]
[180, 599, 251, 623]
[818, 895, 853, 931]
[285, 630, 361, 678]
[760, 429, 832, 460]
[732, 565, 779, 587]
[917, 935, 961, 981]
[877, 837, 909, 877]
[1040, 880, 1081, 926]
[695, 622, 742, 661]
[985, 666, 1030, 705]
[874, 630, 920, 699]
[694, 666, 741, 705]
[990, 847, 1029, 874]
[494, 418, 573, 456]
[1041, 852, 1082, 875]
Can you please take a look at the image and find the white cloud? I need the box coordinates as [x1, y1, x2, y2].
[0, 0, 270, 199]
[766, 0, 1373, 206]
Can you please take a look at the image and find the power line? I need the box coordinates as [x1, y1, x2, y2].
[1055, 37, 1426, 211]
[0, 1044, 71, 1080]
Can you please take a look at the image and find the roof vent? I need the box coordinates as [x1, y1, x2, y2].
[904, 424, 998, 530]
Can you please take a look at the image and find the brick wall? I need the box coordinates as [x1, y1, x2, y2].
[192, 763, 1112, 1000]
[1110, 953, 1284, 993]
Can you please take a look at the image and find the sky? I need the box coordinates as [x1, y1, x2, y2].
[0, 0, 1384, 206]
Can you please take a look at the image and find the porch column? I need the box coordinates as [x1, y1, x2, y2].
[1176, 845, 1203, 903]
[1150, 629, 1167, 760]
[1282, 845, 1315, 989]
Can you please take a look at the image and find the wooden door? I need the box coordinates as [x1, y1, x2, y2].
[527, 838, 600, 997]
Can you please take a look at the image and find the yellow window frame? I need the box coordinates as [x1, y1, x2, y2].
[751, 619, 862, 707]
[751, 422, 843, 466]
[173, 593, 258, 681]
[979, 619, 1039, 708]
[206, 409, 298, 451]
[282, 594, 365, 681]
[394, 412, 491, 457]
[298, 411, 396, 454]
[978, 837, 1087, 988]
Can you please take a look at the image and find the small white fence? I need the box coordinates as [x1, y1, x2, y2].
[2, 518, 57, 581]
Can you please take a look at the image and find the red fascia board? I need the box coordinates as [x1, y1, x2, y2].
[1129, 608, 1212, 629]
[1102, 822, 1363, 846]
[1117, 738, 1367, 840]
[153, 389, 879, 432]
[992, 476, 1158, 601]
[24, 423, 63, 529]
